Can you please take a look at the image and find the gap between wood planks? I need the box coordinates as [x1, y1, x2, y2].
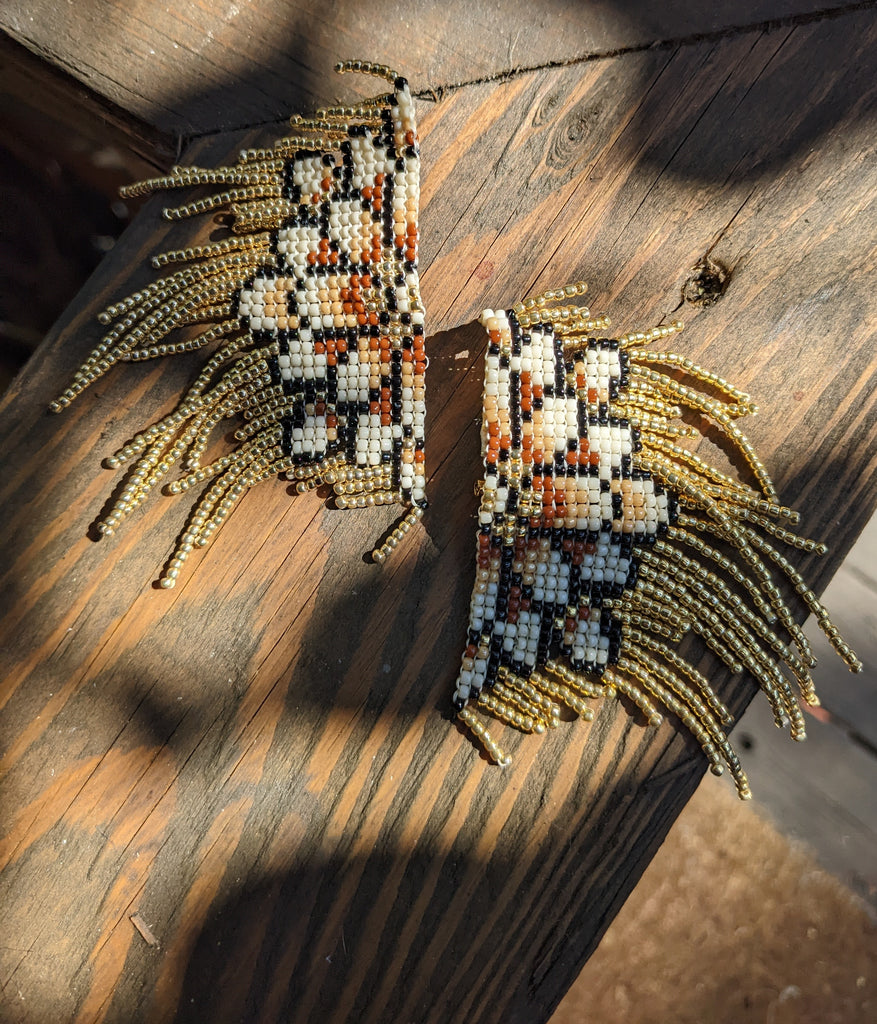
[221, 2, 877, 126]
[103, 0, 877, 165]
[412, 0, 876, 102]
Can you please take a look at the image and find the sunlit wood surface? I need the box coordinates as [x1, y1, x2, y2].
[1, 5, 876, 1022]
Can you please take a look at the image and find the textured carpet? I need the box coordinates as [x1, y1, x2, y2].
[552, 777, 876, 1024]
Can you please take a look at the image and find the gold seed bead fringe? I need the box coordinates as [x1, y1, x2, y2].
[120, 166, 285, 200]
[477, 691, 542, 734]
[491, 680, 551, 730]
[162, 183, 284, 221]
[738, 509, 828, 553]
[674, 512, 817, 668]
[229, 199, 295, 233]
[641, 544, 802, 676]
[717, 517, 861, 673]
[158, 447, 293, 589]
[618, 384, 684, 420]
[627, 349, 755, 409]
[335, 59, 398, 83]
[610, 589, 693, 640]
[495, 669, 561, 727]
[617, 321, 685, 349]
[513, 280, 588, 313]
[667, 527, 775, 623]
[640, 432, 762, 498]
[54, 63, 426, 588]
[629, 363, 778, 499]
[623, 413, 696, 439]
[529, 671, 595, 720]
[637, 555, 810, 728]
[624, 630, 732, 724]
[151, 233, 272, 268]
[457, 706, 512, 767]
[612, 659, 751, 799]
[452, 285, 860, 797]
[602, 667, 664, 727]
[371, 506, 424, 565]
[634, 571, 800, 731]
[123, 318, 241, 362]
[543, 659, 606, 699]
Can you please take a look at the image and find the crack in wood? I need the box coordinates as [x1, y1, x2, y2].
[168, 0, 877, 149]
[412, 1, 877, 105]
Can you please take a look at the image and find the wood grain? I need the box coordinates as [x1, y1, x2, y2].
[0, 33, 177, 170]
[1, 10, 876, 1023]
[1, 1, 870, 138]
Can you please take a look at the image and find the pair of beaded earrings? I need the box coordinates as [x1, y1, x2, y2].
[55, 62, 860, 793]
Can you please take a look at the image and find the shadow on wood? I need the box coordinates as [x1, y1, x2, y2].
[2, 0, 872, 148]
[2, 12, 876, 1022]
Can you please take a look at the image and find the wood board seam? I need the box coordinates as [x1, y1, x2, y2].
[161, 0, 877, 143]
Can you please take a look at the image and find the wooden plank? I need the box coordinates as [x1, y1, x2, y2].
[0, 36, 160, 389]
[0, 33, 176, 169]
[1, 11, 876, 1023]
[1, 1, 868, 137]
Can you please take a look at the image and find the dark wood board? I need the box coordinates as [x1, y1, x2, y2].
[2, 1, 872, 138]
[1, 11, 876, 1023]
[0, 33, 178, 169]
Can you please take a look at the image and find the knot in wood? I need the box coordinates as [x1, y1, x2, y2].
[682, 256, 730, 307]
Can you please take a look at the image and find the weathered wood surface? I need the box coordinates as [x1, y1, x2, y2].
[1, 1, 870, 140]
[1, 9, 877, 1023]
[0, 33, 176, 168]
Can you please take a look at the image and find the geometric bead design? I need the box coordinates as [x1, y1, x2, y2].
[51, 61, 425, 586]
[454, 284, 861, 792]
[457, 311, 669, 694]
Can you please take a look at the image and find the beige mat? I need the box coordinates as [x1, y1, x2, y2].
[552, 778, 876, 1024]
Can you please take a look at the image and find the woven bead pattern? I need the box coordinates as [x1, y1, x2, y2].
[52, 62, 426, 585]
[454, 289, 861, 789]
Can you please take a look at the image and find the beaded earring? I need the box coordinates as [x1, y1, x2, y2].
[453, 283, 861, 793]
[51, 62, 426, 585]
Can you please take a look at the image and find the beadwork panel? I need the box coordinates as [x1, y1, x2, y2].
[1, 12, 876, 1024]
